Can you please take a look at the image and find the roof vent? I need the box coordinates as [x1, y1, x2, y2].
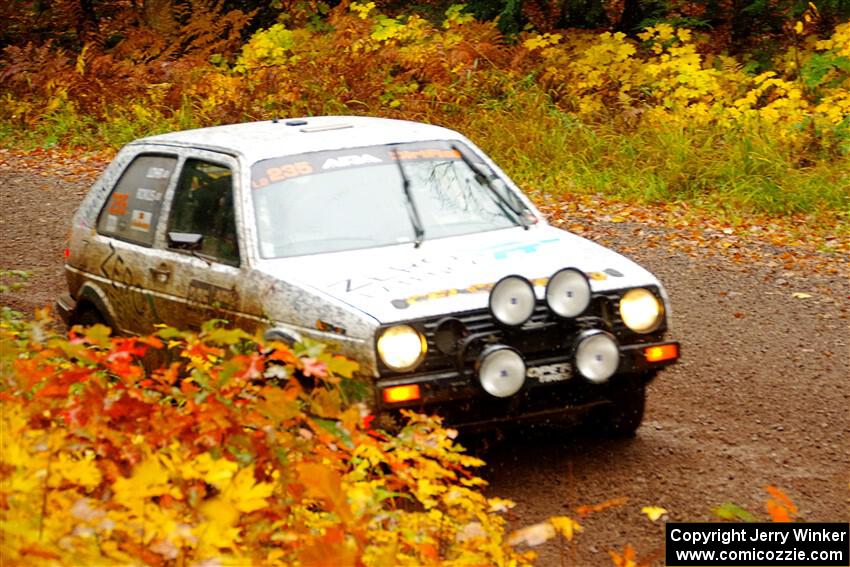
[300, 124, 353, 133]
[285, 119, 308, 126]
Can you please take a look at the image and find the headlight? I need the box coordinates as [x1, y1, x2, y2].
[489, 275, 536, 326]
[377, 325, 427, 372]
[619, 288, 663, 333]
[546, 268, 591, 318]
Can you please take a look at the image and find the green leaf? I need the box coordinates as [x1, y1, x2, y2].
[204, 326, 250, 345]
[83, 323, 112, 345]
[314, 418, 353, 448]
[155, 326, 184, 340]
[326, 355, 359, 379]
[713, 502, 756, 522]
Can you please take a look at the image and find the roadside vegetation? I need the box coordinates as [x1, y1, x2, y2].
[1, 2, 848, 231]
[0, 312, 801, 566]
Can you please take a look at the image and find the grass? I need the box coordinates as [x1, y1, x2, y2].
[455, 89, 850, 230]
[1, 84, 848, 237]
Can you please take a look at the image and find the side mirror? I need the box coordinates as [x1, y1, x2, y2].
[168, 232, 204, 250]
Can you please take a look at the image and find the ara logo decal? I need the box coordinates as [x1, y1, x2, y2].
[322, 154, 383, 169]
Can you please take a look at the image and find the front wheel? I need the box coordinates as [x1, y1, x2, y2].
[69, 306, 106, 328]
[587, 377, 647, 437]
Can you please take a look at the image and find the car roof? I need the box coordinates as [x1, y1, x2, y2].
[132, 116, 466, 164]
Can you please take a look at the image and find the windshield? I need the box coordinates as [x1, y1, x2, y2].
[250, 141, 527, 258]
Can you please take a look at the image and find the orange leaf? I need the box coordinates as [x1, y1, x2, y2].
[576, 497, 629, 517]
[297, 463, 352, 524]
[766, 501, 792, 522]
[765, 485, 797, 522]
[766, 486, 795, 509]
[19, 546, 61, 560]
[300, 541, 358, 567]
[609, 544, 649, 567]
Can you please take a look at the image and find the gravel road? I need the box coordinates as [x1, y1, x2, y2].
[1, 154, 847, 566]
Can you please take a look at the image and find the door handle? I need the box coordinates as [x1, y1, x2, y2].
[150, 266, 171, 283]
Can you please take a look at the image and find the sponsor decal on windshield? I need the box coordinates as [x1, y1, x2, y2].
[322, 154, 382, 169]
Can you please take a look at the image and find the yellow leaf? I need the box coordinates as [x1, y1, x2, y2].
[52, 451, 102, 490]
[222, 466, 274, 513]
[641, 505, 667, 521]
[488, 497, 516, 513]
[795, 21, 804, 34]
[199, 497, 241, 550]
[549, 516, 583, 541]
[792, 292, 812, 299]
[113, 455, 171, 506]
[181, 452, 239, 488]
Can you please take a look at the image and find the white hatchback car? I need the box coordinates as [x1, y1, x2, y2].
[58, 116, 679, 433]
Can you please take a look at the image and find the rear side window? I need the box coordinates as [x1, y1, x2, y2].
[97, 155, 176, 246]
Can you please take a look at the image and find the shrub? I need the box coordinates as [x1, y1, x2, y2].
[0, 315, 538, 565]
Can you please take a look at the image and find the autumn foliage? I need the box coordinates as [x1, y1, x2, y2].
[1, 313, 555, 565]
[1, 3, 849, 224]
[2, 3, 850, 156]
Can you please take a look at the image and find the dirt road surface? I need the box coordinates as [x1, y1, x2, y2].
[1, 151, 848, 566]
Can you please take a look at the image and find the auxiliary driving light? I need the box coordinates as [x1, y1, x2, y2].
[546, 268, 591, 318]
[619, 288, 663, 333]
[477, 345, 526, 398]
[575, 331, 620, 384]
[489, 275, 536, 326]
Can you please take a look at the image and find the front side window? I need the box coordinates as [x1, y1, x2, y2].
[167, 159, 239, 266]
[97, 154, 176, 246]
[250, 141, 528, 258]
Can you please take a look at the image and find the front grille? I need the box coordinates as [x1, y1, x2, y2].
[422, 302, 551, 342]
[390, 296, 611, 376]
[376, 287, 668, 378]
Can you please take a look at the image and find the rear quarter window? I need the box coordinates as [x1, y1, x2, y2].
[97, 154, 176, 246]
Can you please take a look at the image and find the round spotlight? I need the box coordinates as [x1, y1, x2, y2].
[619, 288, 663, 333]
[546, 268, 591, 318]
[575, 331, 620, 384]
[477, 345, 526, 397]
[489, 275, 536, 326]
[377, 325, 427, 372]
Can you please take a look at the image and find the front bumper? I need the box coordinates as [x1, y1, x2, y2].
[376, 341, 678, 428]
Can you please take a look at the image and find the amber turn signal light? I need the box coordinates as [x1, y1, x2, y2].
[382, 384, 421, 404]
[644, 343, 679, 363]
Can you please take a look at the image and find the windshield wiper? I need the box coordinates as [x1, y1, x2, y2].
[451, 144, 529, 230]
[391, 148, 425, 247]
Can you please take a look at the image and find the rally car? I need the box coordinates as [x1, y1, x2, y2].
[57, 116, 679, 433]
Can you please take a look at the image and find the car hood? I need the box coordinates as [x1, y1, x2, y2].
[254, 225, 661, 324]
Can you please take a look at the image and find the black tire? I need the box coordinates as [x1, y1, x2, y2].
[588, 378, 647, 437]
[70, 306, 106, 328]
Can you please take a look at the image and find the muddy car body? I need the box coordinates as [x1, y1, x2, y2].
[58, 116, 679, 431]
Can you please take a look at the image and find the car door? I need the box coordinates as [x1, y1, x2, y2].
[92, 151, 180, 334]
[151, 150, 256, 331]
